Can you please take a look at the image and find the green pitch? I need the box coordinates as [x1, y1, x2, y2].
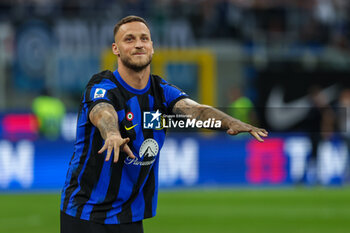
[0, 188, 349, 233]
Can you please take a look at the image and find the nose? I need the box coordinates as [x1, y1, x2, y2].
[135, 38, 143, 49]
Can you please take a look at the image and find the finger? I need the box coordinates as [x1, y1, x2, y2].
[258, 131, 268, 137]
[113, 143, 120, 163]
[121, 137, 130, 146]
[123, 144, 136, 159]
[105, 145, 113, 162]
[226, 129, 237, 135]
[251, 131, 264, 142]
[261, 129, 268, 135]
[98, 143, 108, 154]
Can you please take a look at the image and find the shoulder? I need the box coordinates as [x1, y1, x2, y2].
[86, 70, 117, 89]
[151, 74, 179, 89]
[151, 74, 167, 85]
[88, 70, 114, 84]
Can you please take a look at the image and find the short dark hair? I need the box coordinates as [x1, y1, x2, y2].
[113, 15, 149, 39]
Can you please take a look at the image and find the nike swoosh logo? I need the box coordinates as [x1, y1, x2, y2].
[125, 124, 138, 131]
[265, 85, 338, 130]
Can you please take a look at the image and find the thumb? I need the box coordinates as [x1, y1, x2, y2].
[121, 137, 130, 146]
[123, 144, 136, 159]
[227, 129, 237, 135]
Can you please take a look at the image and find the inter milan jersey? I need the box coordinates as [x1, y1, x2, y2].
[61, 70, 188, 224]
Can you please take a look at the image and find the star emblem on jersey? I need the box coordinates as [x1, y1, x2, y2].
[126, 112, 134, 121]
[139, 138, 159, 158]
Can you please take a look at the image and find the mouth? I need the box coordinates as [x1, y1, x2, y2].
[133, 52, 146, 55]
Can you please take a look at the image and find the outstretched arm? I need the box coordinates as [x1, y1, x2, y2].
[172, 98, 268, 142]
[89, 102, 135, 162]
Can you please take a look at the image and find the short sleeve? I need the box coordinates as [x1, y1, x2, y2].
[82, 78, 117, 117]
[162, 82, 189, 113]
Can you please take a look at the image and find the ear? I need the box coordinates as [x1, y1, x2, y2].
[112, 42, 120, 57]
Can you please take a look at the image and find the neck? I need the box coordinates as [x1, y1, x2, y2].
[118, 64, 150, 90]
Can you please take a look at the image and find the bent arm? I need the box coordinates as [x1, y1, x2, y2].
[89, 102, 121, 139]
[172, 98, 268, 141]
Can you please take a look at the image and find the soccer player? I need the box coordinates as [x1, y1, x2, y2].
[60, 15, 268, 233]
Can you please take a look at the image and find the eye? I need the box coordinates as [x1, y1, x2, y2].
[125, 37, 133, 42]
[141, 37, 149, 41]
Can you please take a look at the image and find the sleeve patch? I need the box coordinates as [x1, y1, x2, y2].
[94, 88, 106, 99]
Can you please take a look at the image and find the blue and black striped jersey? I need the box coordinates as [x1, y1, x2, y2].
[60, 70, 188, 224]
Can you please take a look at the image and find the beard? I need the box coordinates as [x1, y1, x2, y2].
[120, 53, 152, 72]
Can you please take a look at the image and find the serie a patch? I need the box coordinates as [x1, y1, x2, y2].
[94, 88, 106, 99]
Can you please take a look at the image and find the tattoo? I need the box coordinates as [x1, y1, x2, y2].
[89, 102, 120, 139]
[173, 98, 243, 130]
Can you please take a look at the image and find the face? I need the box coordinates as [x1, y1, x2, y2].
[113, 21, 154, 72]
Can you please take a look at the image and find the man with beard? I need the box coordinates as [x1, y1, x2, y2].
[60, 15, 268, 233]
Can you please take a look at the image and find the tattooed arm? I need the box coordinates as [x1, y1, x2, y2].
[89, 102, 135, 162]
[172, 98, 268, 142]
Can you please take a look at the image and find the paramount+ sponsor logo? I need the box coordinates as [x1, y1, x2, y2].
[124, 138, 159, 166]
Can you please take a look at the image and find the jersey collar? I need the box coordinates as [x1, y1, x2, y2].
[113, 70, 151, 95]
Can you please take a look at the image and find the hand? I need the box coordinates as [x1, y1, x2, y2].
[226, 122, 268, 142]
[98, 133, 136, 163]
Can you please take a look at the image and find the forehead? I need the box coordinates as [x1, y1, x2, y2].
[116, 21, 151, 39]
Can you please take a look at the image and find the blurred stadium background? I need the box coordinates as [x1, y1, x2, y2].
[1, 0, 350, 232]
